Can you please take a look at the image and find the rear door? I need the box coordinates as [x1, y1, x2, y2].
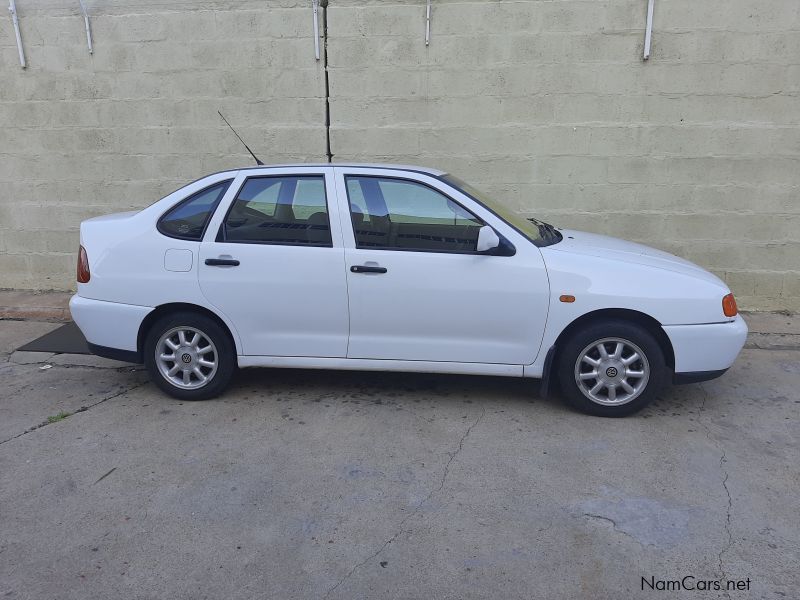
[334, 167, 550, 365]
[198, 167, 349, 357]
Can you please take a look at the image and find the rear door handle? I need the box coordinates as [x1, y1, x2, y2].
[205, 258, 240, 267]
[350, 265, 387, 274]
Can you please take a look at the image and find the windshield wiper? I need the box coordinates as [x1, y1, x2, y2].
[527, 218, 556, 238]
[527, 218, 563, 244]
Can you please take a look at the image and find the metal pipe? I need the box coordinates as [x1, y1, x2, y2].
[643, 0, 655, 60]
[78, 0, 93, 54]
[312, 0, 320, 60]
[425, 0, 431, 46]
[8, 0, 25, 68]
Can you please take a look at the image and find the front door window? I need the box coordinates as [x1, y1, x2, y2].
[345, 176, 483, 252]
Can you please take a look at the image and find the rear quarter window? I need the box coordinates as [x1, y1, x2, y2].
[157, 180, 232, 240]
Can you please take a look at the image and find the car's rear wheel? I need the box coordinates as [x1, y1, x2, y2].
[144, 312, 235, 400]
[557, 320, 667, 417]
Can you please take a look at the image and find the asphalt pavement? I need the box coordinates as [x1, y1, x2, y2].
[1, 319, 798, 599]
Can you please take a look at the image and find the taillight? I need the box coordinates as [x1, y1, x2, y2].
[722, 293, 738, 317]
[77, 245, 90, 283]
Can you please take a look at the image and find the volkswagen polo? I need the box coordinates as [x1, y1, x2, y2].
[70, 164, 747, 416]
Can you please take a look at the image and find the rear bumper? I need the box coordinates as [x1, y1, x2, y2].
[663, 314, 748, 376]
[69, 295, 152, 360]
[87, 342, 142, 364]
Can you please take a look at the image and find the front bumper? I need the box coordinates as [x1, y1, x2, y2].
[673, 368, 728, 385]
[69, 295, 152, 360]
[662, 314, 748, 376]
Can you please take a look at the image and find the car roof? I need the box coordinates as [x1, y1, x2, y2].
[235, 163, 447, 177]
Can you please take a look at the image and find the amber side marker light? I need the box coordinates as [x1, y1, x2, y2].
[722, 293, 738, 317]
[77, 245, 90, 283]
[560, 294, 576, 303]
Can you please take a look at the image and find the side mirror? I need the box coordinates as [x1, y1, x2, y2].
[476, 225, 501, 253]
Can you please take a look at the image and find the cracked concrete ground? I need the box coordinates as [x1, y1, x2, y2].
[1, 320, 798, 599]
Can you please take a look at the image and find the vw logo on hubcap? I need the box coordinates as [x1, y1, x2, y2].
[181, 353, 192, 364]
[606, 366, 618, 378]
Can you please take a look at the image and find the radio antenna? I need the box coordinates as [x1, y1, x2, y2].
[217, 110, 264, 166]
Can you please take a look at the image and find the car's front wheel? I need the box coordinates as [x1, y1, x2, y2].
[557, 320, 667, 417]
[144, 312, 235, 400]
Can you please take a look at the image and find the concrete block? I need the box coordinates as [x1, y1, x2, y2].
[724, 271, 757, 297]
[213, 8, 309, 40]
[328, 67, 425, 98]
[534, 157, 609, 184]
[782, 272, 800, 298]
[750, 271, 787, 299]
[662, 0, 799, 32]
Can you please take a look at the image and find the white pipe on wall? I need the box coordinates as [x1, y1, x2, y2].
[78, 0, 93, 54]
[8, 0, 25, 68]
[425, 0, 431, 46]
[643, 0, 655, 60]
[312, 0, 320, 60]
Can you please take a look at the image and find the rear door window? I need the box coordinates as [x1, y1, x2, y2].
[220, 176, 332, 246]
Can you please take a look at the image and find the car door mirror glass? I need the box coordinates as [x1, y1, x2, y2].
[476, 225, 501, 253]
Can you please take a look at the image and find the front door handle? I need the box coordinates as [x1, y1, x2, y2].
[350, 265, 387, 274]
[205, 258, 240, 267]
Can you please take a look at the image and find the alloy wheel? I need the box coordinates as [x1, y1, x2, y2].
[155, 326, 218, 389]
[573, 337, 650, 406]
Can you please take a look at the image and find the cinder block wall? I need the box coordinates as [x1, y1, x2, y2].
[329, 0, 800, 311]
[1, 0, 799, 310]
[0, 0, 327, 289]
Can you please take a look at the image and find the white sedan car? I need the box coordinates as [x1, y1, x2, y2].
[70, 164, 747, 416]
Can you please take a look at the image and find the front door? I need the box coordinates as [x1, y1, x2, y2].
[199, 168, 349, 357]
[334, 168, 550, 365]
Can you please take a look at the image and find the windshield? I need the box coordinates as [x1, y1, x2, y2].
[441, 174, 561, 247]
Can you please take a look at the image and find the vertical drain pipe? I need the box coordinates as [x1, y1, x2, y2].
[321, 0, 332, 163]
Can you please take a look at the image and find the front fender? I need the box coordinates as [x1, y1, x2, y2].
[525, 249, 732, 376]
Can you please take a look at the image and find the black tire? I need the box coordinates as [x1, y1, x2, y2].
[144, 311, 236, 401]
[556, 319, 667, 417]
